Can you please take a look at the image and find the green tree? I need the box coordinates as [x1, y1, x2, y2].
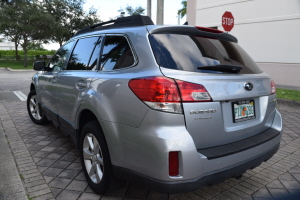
[0, 1, 22, 60]
[27, 42, 47, 51]
[178, 0, 187, 18]
[118, 5, 145, 17]
[0, 0, 53, 67]
[44, 0, 100, 47]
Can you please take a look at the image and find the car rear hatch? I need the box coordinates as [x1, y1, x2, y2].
[147, 26, 277, 149]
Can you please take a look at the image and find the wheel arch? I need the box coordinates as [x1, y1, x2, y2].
[76, 109, 105, 149]
[30, 83, 35, 91]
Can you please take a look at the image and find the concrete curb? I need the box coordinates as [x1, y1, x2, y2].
[0, 119, 27, 200]
[277, 98, 300, 108]
[5, 67, 34, 72]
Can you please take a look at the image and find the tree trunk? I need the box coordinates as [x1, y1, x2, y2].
[59, 40, 63, 47]
[24, 48, 28, 67]
[22, 36, 28, 68]
[14, 40, 19, 61]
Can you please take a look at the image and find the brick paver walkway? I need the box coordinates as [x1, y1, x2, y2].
[0, 101, 300, 200]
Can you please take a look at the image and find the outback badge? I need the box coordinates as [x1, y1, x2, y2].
[190, 109, 217, 114]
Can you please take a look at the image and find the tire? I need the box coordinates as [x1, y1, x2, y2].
[80, 120, 123, 194]
[27, 90, 49, 125]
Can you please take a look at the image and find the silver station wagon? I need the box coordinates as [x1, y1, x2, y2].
[27, 15, 282, 194]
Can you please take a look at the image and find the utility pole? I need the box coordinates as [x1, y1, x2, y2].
[147, 0, 151, 18]
[156, 0, 164, 25]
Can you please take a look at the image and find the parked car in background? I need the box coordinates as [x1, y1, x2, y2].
[27, 15, 282, 194]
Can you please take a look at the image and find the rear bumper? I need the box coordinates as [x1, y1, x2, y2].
[113, 143, 279, 194]
[106, 109, 282, 193]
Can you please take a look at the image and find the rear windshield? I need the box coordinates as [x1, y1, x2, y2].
[149, 34, 262, 74]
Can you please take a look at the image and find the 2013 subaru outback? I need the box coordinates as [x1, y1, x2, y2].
[27, 15, 282, 194]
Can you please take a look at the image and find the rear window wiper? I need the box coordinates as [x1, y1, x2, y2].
[197, 65, 242, 73]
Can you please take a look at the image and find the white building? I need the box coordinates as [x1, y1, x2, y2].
[0, 41, 22, 50]
[187, 0, 300, 63]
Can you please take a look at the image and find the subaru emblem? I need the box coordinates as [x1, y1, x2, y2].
[244, 82, 253, 91]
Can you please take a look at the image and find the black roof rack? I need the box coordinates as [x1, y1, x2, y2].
[74, 15, 154, 36]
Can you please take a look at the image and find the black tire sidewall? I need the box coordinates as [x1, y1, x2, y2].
[27, 90, 48, 125]
[80, 121, 114, 194]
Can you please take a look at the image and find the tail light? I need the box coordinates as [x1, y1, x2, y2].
[128, 77, 212, 114]
[271, 80, 276, 94]
[169, 151, 179, 176]
[176, 80, 212, 102]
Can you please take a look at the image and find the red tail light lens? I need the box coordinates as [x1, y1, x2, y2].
[129, 77, 182, 113]
[169, 151, 179, 176]
[128, 77, 180, 102]
[271, 80, 276, 94]
[176, 80, 212, 102]
[129, 77, 212, 113]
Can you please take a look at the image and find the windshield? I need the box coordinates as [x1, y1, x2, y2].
[149, 34, 262, 74]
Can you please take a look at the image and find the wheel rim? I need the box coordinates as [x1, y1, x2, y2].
[29, 95, 42, 120]
[83, 133, 104, 184]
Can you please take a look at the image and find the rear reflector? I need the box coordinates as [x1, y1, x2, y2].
[169, 152, 179, 176]
[271, 80, 276, 94]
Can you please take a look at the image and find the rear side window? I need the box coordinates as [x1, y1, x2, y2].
[100, 36, 135, 71]
[149, 34, 262, 74]
[67, 36, 101, 70]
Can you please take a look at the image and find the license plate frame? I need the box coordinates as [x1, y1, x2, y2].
[232, 99, 256, 123]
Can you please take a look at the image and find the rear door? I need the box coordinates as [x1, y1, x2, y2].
[55, 36, 102, 135]
[149, 33, 276, 149]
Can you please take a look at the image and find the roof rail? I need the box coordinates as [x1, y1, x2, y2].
[74, 15, 154, 36]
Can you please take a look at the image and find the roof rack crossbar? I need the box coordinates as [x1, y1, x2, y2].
[74, 15, 154, 37]
[90, 20, 116, 29]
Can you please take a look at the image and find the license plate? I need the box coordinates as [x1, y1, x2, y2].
[232, 100, 255, 123]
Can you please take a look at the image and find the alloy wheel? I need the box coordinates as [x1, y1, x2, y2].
[83, 133, 104, 184]
[29, 95, 42, 120]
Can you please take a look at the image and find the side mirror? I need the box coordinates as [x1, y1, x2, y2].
[33, 61, 46, 71]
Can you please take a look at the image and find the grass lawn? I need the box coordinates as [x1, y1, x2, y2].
[0, 60, 49, 69]
[277, 88, 300, 101]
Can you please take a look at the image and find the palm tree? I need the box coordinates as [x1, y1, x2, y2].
[177, 0, 187, 18]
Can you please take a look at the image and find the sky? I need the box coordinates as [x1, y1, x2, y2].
[44, 0, 186, 50]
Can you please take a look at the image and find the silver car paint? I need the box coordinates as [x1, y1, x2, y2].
[159, 67, 277, 148]
[32, 25, 283, 183]
[56, 70, 97, 126]
[88, 108, 281, 181]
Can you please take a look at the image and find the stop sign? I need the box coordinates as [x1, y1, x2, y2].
[222, 11, 234, 32]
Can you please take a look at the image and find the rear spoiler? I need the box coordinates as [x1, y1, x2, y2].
[148, 26, 238, 43]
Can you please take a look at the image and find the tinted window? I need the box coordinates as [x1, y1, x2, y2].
[48, 41, 75, 71]
[67, 37, 101, 70]
[101, 36, 134, 71]
[149, 34, 262, 74]
[88, 37, 102, 70]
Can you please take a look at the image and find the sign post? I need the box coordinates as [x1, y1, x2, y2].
[222, 11, 234, 32]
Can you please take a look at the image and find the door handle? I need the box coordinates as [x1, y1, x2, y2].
[76, 81, 87, 89]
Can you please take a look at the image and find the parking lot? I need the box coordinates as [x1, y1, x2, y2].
[0, 69, 300, 200]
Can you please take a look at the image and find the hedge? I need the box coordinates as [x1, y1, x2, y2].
[0, 50, 56, 56]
